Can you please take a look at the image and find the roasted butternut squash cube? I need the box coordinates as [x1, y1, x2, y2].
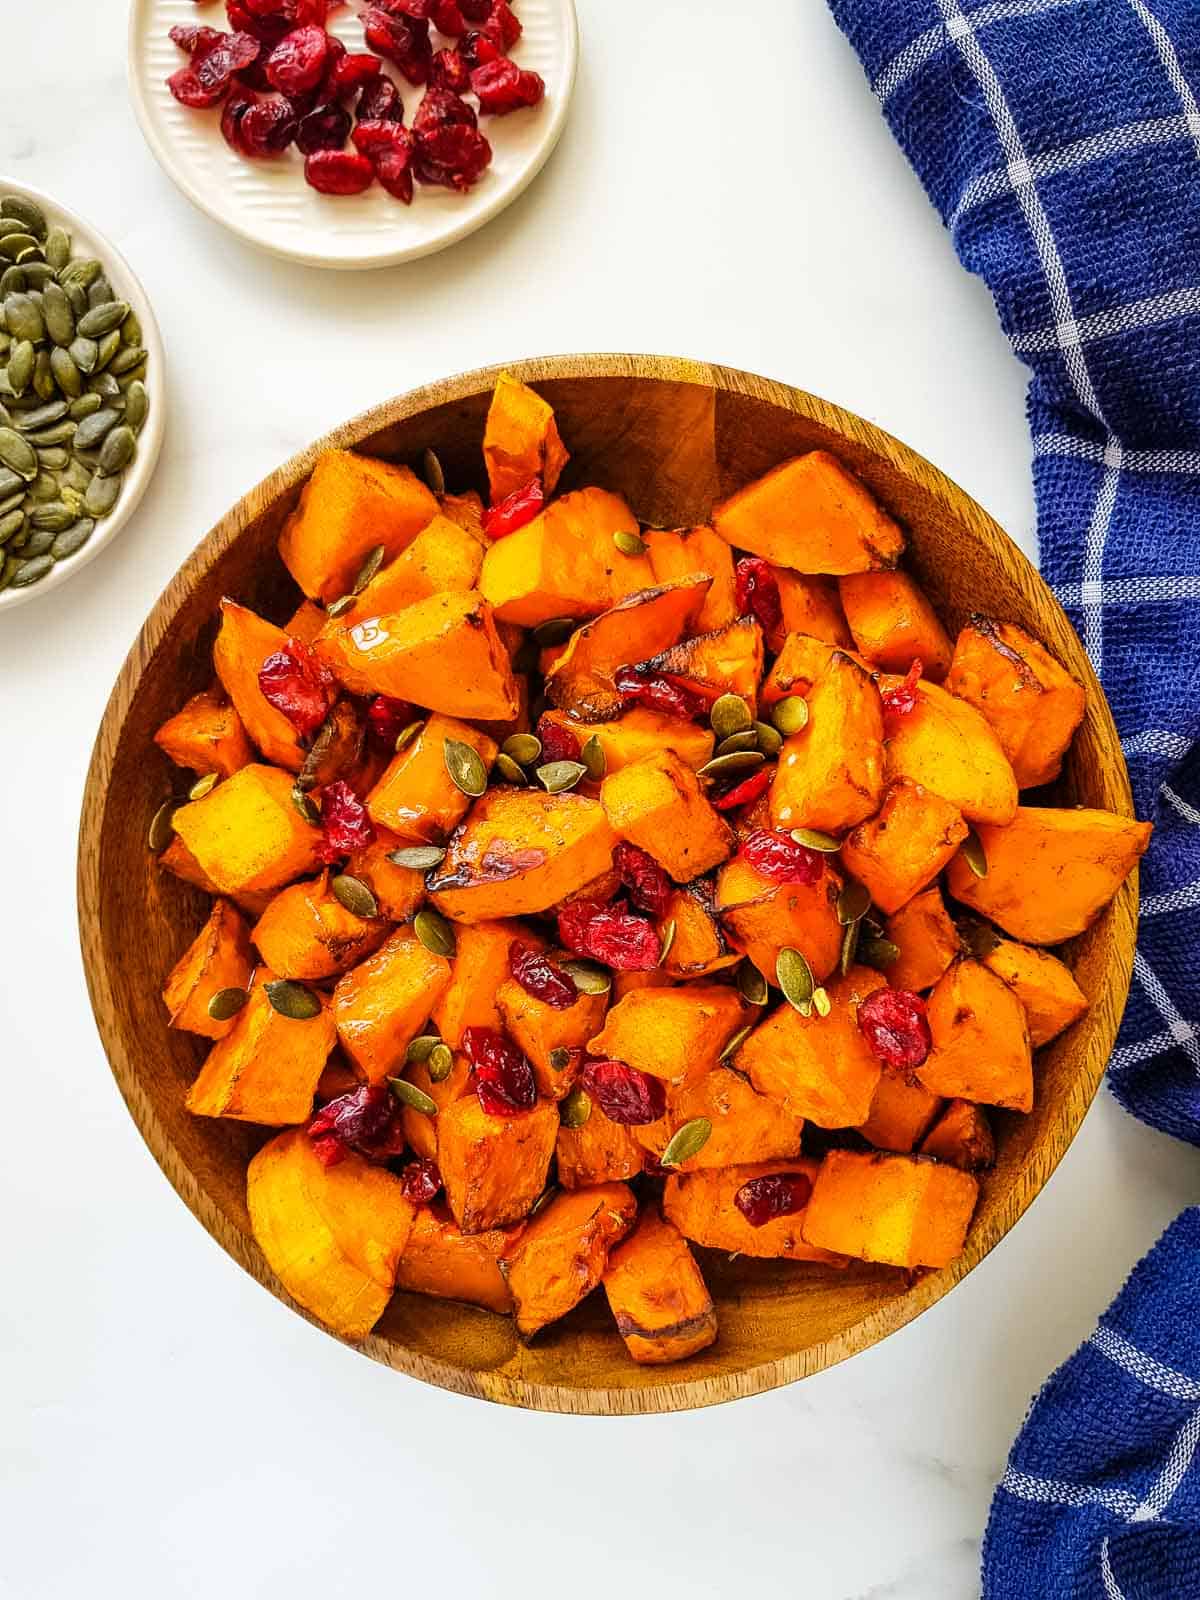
[611, 968, 677, 1002]
[248, 1129, 415, 1340]
[645, 525, 738, 633]
[331, 514, 483, 631]
[840, 779, 968, 914]
[441, 490, 486, 544]
[155, 688, 254, 779]
[483, 371, 570, 502]
[428, 789, 616, 921]
[858, 1073, 942, 1154]
[634, 1065, 806, 1171]
[642, 617, 764, 713]
[278, 449, 438, 603]
[603, 1209, 718, 1365]
[839, 570, 953, 680]
[479, 488, 639, 626]
[773, 570, 853, 650]
[345, 827, 426, 922]
[504, 1184, 638, 1338]
[884, 886, 961, 992]
[556, 1106, 645, 1188]
[212, 599, 308, 771]
[366, 713, 497, 843]
[660, 880, 739, 979]
[714, 854, 843, 983]
[587, 983, 749, 1085]
[163, 899, 254, 1040]
[187, 968, 336, 1124]
[981, 938, 1088, 1046]
[663, 1159, 839, 1262]
[252, 872, 384, 982]
[495, 968, 605, 1100]
[333, 925, 452, 1083]
[713, 451, 904, 574]
[539, 706, 714, 774]
[172, 764, 323, 897]
[437, 1095, 559, 1233]
[600, 749, 733, 882]
[294, 699, 366, 792]
[882, 678, 1018, 826]
[431, 919, 529, 1048]
[737, 966, 886, 1127]
[945, 617, 1086, 788]
[919, 959, 1033, 1111]
[398, 1050, 472, 1161]
[802, 1149, 978, 1269]
[321, 591, 519, 722]
[760, 631, 837, 705]
[919, 1099, 996, 1170]
[770, 651, 884, 832]
[945, 806, 1151, 944]
[393, 1204, 520, 1315]
[284, 599, 328, 644]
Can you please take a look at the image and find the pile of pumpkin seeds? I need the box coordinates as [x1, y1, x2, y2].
[0, 193, 150, 593]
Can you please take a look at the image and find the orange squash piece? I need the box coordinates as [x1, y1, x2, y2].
[331, 514, 483, 631]
[538, 706, 714, 774]
[187, 968, 336, 1124]
[981, 938, 1088, 1046]
[171, 763, 323, 897]
[248, 1129, 415, 1340]
[642, 617, 764, 712]
[919, 1099, 996, 1170]
[163, 898, 254, 1040]
[659, 880, 739, 979]
[945, 805, 1151, 944]
[366, 713, 497, 842]
[212, 599, 308, 771]
[587, 983, 749, 1085]
[503, 1182, 638, 1337]
[773, 570, 853, 650]
[919, 959, 1034, 1112]
[495, 967, 606, 1100]
[600, 749, 733, 882]
[858, 1073, 942, 1154]
[398, 1050, 472, 1161]
[882, 678, 1018, 826]
[333, 925, 452, 1083]
[714, 855, 843, 985]
[760, 631, 837, 706]
[634, 1065, 806, 1171]
[556, 1106, 645, 1188]
[345, 827, 426, 922]
[945, 617, 1086, 788]
[440, 489, 486, 544]
[802, 1149, 978, 1269]
[713, 451, 905, 574]
[839, 570, 953, 680]
[393, 1204, 521, 1315]
[644, 525, 738, 633]
[432, 919, 527, 1049]
[155, 688, 254, 779]
[278, 449, 438, 603]
[840, 778, 968, 914]
[770, 651, 885, 832]
[437, 1096, 559, 1234]
[284, 599, 327, 644]
[611, 968, 677, 1003]
[603, 1208, 718, 1365]
[663, 1159, 840, 1262]
[483, 371, 570, 502]
[252, 872, 385, 982]
[883, 886, 961, 992]
[428, 789, 616, 922]
[479, 488, 640, 626]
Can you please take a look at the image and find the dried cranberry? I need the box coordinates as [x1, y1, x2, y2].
[881, 659, 924, 726]
[613, 842, 673, 918]
[431, 0, 467, 32]
[458, 28, 501, 68]
[471, 59, 544, 114]
[362, 7, 432, 84]
[857, 988, 932, 1073]
[309, 1082, 406, 1165]
[458, 0, 491, 20]
[557, 899, 663, 972]
[296, 101, 351, 152]
[220, 84, 258, 149]
[484, 0, 521, 50]
[168, 65, 229, 108]
[304, 148, 376, 192]
[357, 74, 404, 121]
[365, 694, 415, 746]
[462, 1026, 538, 1115]
[509, 939, 577, 1010]
[352, 118, 405, 153]
[400, 1156, 443, 1203]
[613, 665, 708, 721]
[239, 93, 300, 153]
[482, 475, 543, 538]
[194, 29, 261, 90]
[265, 24, 329, 94]
[258, 637, 335, 735]
[170, 24, 226, 55]
[741, 828, 823, 885]
[536, 712, 581, 765]
[735, 557, 783, 638]
[373, 130, 417, 200]
[318, 778, 376, 861]
[328, 50, 381, 96]
[415, 127, 492, 191]
[582, 1060, 667, 1126]
[412, 84, 476, 131]
[712, 765, 775, 812]
[734, 1172, 813, 1227]
[226, 0, 290, 43]
[429, 46, 470, 92]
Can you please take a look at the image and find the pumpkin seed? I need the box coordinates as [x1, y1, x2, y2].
[536, 759, 587, 793]
[331, 874, 378, 919]
[124, 380, 148, 432]
[960, 830, 988, 878]
[754, 721, 783, 757]
[698, 750, 765, 778]
[444, 736, 488, 797]
[715, 730, 758, 756]
[97, 423, 134, 476]
[291, 783, 321, 825]
[790, 828, 841, 853]
[427, 1042, 454, 1083]
[0, 509, 23, 544]
[110, 346, 146, 377]
[88, 276, 114, 311]
[494, 752, 527, 785]
[414, 908, 456, 958]
[44, 226, 70, 272]
[10, 552, 52, 586]
[60, 257, 102, 289]
[772, 695, 810, 736]
[0, 553, 16, 590]
[736, 961, 769, 1005]
[83, 471, 121, 517]
[0, 467, 21, 498]
[0, 426, 36, 479]
[562, 959, 611, 995]
[858, 936, 901, 972]
[719, 1022, 754, 1062]
[351, 543, 386, 593]
[0, 219, 25, 240]
[502, 732, 542, 766]
[4, 294, 42, 343]
[388, 1077, 437, 1117]
[711, 693, 752, 739]
[958, 917, 1000, 960]
[27, 472, 57, 502]
[613, 529, 646, 557]
[777, 946, 815, 1015]
[26, 421, 75, 447]
[64, 281, 86, 317]
[580, 733, 606, 780]
[658, 919, 677, 964]
[6, 339, 33, 395]
[36, 447, 68, 471]
[532, 616, 575, 647]
[0, 269, 26, 298]
[394, 719, 423, 752]
[661, 1118, 712, 1168]
[836, 879, 872, 925]
[811, 986, 832, 1018]
[559, 1088, 592, 1128]
[325, 593, 354, 619]
[88, 370, 120, 399]
[0, 233, 38, 262]
[147, 799, 176, 852]
[187, 773, 219, 801]
[1, 196, 46, 238]
[208, 987, 249, 1023]
[839, 917, 861, 978]
[76, 300, 129, 340]
[421, 446, 445, 496]
[41, 282, 74, 346]
[548, 1047, 573, 1072]
[264, 979, 322, 1020]
[49, 346, 81, 398]
[405, 1035, 441, 1064]
[121, 312, 143, 348]
[21, 526, 55, 559]
[15, 400, 67, 433]
[69, 336, 98, 375]
[49, 518, 93, 560]
[387, 843, 446, 870]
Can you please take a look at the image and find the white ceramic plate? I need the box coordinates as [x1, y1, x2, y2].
[128, 0, 579, 269]
[0, 178, 166, 615]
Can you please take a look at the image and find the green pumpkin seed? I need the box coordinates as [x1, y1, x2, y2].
[26, 421, 75, 447]
[95, 330, 121, 371]
[388, 1077, 438, 1117]
[49, 346, 81, 398]
[405, 1035, 441, 1064]
[0, 268, 26, 298]
[715, 730, 758, 756]
[22, 525, 54, 559]
[0, 509, 24, 544]
[36, 447, 68, 471]
[83, 471, 121, 518]
[97, 424, 134, 476]
[188, 773, 219, 801]
[291, 784, 321, 826]
[76, 300, 129, 340]
[87, 276, 114, 311]
[0, 486, 22, 513]
[719, 1022, 754, 1062]
[613, 529, 646, 557]
[69, 336, 98, 375]
[790, 828, 841, 853]
[63, 280, 86, 317]
[772, 695, 810, 736]
[536, 759, 587, 793]
[29, 502, 73, 533]
[49, 518, 93, 560]
[836, 879, 872, 925]
[494, 752, 527, 785]
[325, 593, 355, 619]
[4, 294, 42, 343]
[331, 874, 378, 919]
[121, 312, 143, 348]
[1, 196, 46, 238]
[427, 1043, 454, 1083]
[711, 693, 752, 739]
[148, 799, 176, 852]
[777, 946, 815, 1015]
[60, 257, 102, 289]
[960, 830, 988, 878]
[0, 234, 38, 263]
[109, 346, 146, 377]
[659, 919, 677, 963]
[0, 466, 21, 498]
[21, 265, 53, 292]
[421, 446, 444, 496]
[414, 908, 456, 958]
[532, 616, 575, 647]
[68, 393, 101, 422]
[27, 473, 56, 502]
[661, 1118, 712, 1168]
[124, 380, 148, 432]
[264, 980, 322, 1021]
[88, 371, 120, 399]
[958, 917, 1000, 960]
[42, 283, 74, 347]
[811, 986, 832, 1019]
[754, 721, 783, 757]
[0, 427, 36, 480]
[580, 734, 606, 781]
[839, 917, 861, 978]
[387, 844, 446, 870]
[0, 219, 26, 240]
[562, 959, 611, 995]
[444, 736, 488, 798]
[61, 455, 91, 490]
[698, 750, 765, 778]
[6, 339, 33, 395]
[736, 960, 769, 1005]
[0, 553, 17, 590]
[44, 227, 70, 273]
[502, 732, 542, 766]
[351, 543, 386, 593]
[14, 400, 67, 432]
[548, 1047, 573, 1072]
[559, 1088, 592, 1129]
[858, 936, 901, 972]
[208, 987, 249, 1023]
[394, 719, 423, 752]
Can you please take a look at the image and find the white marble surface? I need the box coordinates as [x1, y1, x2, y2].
[2, 4, 1196, 1598]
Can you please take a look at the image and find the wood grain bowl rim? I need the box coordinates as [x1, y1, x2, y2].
[77, 353, 1137, 1414]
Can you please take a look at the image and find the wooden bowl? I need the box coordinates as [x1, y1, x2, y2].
[78, 355, 1137, 1414]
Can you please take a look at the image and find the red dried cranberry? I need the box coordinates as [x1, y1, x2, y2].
[857, 988, 932, 1073]
[735, 557, 783, 638]
[471, 59, 544, 114]
[582, 1060, 667, 1126]
[458, 28, 501, 68]
[462, 1026, 537, 1116]
[741, 828, 823, 885]
[365, 694, 415, 746]
[352, 118, 405, 153]
[226, 0, 290, 44]
[401, 1156, 443, 1203]
[431, 0, 467, 33]
[309, 1082, 405, 1164]
[373, 130, 416, 200]
[170, 24, 227, 55]
[712, 766, 775, 812]
[482, 475, 543, 538]
[535, 712, 581, 765]
[168, 65, 229, 108]
[357, 74, 404, 121]
[318, 778, 376, 861]
[429, 46, 470, 92]
[613, 842, 673, 919]
[328, 50, 382, 96]
[509, 939, 577, 1010]
[458, 0, 491, 20]
[613, 666, 708, 721]
[881, 659, 924, 726]
[412, 83, 476, 131]
[734, 1172, 813, 1227]
[304, 148, 376, 191]
[220, 84, 258, 149]
[484, 0, 521, 50]
[265, 24, 329, 94]
[239, 93, 300, 153]
[194, 28, 261, 90]
[245, 0, 326, 21]
[557, 899, 663, 972]
[414, 128, 491, 189]
[258, 637, 335, 735]
[296, 101, 351, 152]
[362, 7, 432, 85]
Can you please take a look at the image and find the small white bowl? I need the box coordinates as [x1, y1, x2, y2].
[128, 0, 579, 270]
[0, 177, 166, 614]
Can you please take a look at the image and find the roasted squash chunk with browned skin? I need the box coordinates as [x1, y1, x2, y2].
[187, 969, 336, 1125]
[761, 632, 837, 706]
[839, 570, 953, 680]
[172, 764, 323, 897]
[333, 926, 452, 1084]
[772, 570, 853, 651]
[642, 617, 764, 713]
[345, 827, 426, 923]
[394, 1205, 521, 1315]
[770, 651, 885, 833]
[496, 966, 606, 1100]
[883, 886, 961, 994]
[503, 1183, 637, 1338]
[919, 1100, 996, 1171]
[155, 688, 254, 779]
[858, 1074, 942, 1154]
[919, 959, 1034, 1112]
[587, 984, 749, 1085]
[253, 873, 386, 982]
[603, 1209, 718, 1365]
[480, 488, 640, 626]
[438, 1096, 559, 1234]
[538, 706, 714, 774]
[213, 600, 308, 772]
[163, 899, 254, 1041]
[659, 880, 739, 979]
[601, 749, 733, 883]
[882, 678, 1018, 827]
[645, 525, 738, 634]
[802, 1149, 978, 1269]
[366, 713, 497, 843]
[840, 779, 968, 915]
[331, 514, 483, 631]
[398, 1051, 472, 1161]
[556, 1106, 645, 1189]
[981, 938, 1088, 1045]
[664, 1159, 840, 1262]
[714, 854, 843, 984]
[432, 920, 526, 1049]
[483, 371, 570, 503]
[634, 1066, 806, 1172]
